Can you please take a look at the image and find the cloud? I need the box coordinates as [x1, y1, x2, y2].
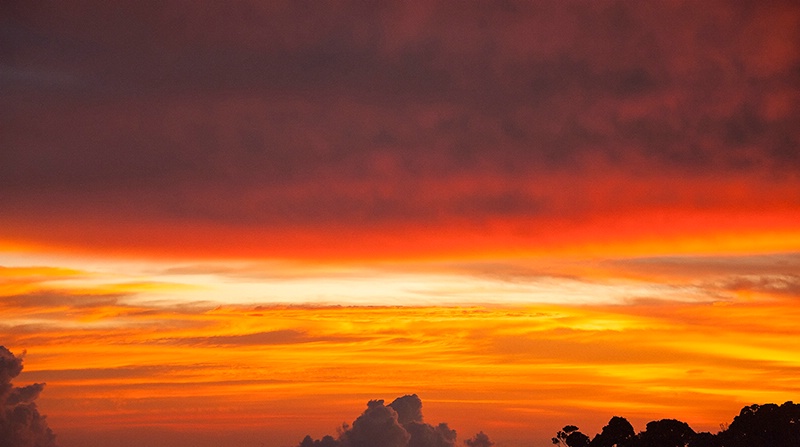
[603, 253, 800, 302]
[715, 274, 800, 300]
[610, 253, 800, 278]
[166, 330, 366, 347]
[0, 346, 57, 447]
[343, 400, 410, 447]
[1, 292, 123, 309]
[2, 0, 799, 258]
[464, 432, 493, 447]
[300, 395, 464, 447]
[389, 394, 424, 425]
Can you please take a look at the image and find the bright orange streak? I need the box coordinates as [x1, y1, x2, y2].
[2, 210, 799, 264]
[1, 166, 799, 263]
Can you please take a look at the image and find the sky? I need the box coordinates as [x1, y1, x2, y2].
[1, 1, 800, 446]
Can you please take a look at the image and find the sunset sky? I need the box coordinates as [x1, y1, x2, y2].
[2, 1, 800, 447]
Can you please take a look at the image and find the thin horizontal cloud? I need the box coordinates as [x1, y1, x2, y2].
[19, 365, 183, 383]
[0, 292, 123, 309]
[162, 330, 367, 347]
[600, 253, 800, 302]
[608, 253, 800, 278]
[714, 274, 800, 298]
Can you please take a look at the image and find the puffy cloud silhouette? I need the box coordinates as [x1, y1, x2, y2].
[299, 395, 467, 447]
[343, 400, 410, 447]
[388, 395, 424, 425]
[405, 422, 457, 447]
[388, 395, 456, 447]
[0, 346, 57, 447]
[464, 432, 493, 447]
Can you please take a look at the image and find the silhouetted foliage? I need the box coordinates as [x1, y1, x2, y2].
[638, 419, 694, 447]
[591, 416, 635, 447]
[686, 432, 715, 447]
[717, 402, 800, 447]
[554, 401, 800, 447]
[552, 425, 590, 447]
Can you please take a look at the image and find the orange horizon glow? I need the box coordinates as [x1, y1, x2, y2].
[7, 300, 800, 446]
[4, 247, 800, 447]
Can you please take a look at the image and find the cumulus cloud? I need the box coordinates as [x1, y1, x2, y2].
[343, 400, 410, 447]
[464, 432, 493, 447]
[388, 394, 424, 425]
[298, 395, 474, 447]
[0, 346, 57, 447]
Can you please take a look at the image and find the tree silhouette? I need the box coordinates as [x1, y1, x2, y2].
[686, 432, 715, 447]
[553, 401, 800, 447]
[552, 425, 590, 447]
[591, 416, 635, 447]
[637, 419, 694, 447]
[716, 402, 800, 447]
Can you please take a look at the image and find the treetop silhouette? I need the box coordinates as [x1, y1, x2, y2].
[553, 401, 800, 447]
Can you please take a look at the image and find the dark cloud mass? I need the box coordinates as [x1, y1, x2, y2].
[1, 0, 799, 247]
[0, 346, 57, 447]
[298, 395, 470, 447]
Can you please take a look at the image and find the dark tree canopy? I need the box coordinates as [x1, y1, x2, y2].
[638, 419, 695, 447]
[717, 402, 800, 447]
[591, 416, 635, 447]
[552, 425, 590, 447]
[554, 401, 800, 447]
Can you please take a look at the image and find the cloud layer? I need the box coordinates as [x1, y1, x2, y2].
[2, 0, 799, 258]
